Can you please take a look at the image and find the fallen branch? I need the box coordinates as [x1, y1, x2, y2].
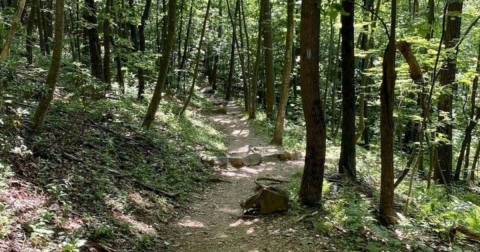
[296, 211, 318, 222]
[449, 224, 480, 243]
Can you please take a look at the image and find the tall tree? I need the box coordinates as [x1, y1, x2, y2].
[262, 0, 275, 118]
[436, 1, 463, 183]
[103, 0, 113, 85]
[298, 0, 326, 206]
[142, 0, 178, 129]
[137, 0, 153, 100]
[338, 0, 356, 179]
[271, 0, 294, 145]
[380, 0, 397, 225]
[248, 0, 265, 119]
[33, 0, 64, 134]
[84, 0, 104, 82]
[26, 0, 36, 64]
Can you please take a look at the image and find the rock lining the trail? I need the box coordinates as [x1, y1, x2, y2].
[202, 151, 296, 168]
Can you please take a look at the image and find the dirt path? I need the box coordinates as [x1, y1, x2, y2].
[163, 100, 328, 252]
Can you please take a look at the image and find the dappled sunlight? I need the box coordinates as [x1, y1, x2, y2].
[221, 170, 251, 178]
[229, 218, 260, 227]
[178, 217, 205, 228]
[232, 128, 250, 137]
[247, 227, 255, 234]
[113, 211, 158, 235]
[218, 207, 241, 215]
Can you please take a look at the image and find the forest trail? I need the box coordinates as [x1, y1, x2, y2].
[164, 95, 328, 252]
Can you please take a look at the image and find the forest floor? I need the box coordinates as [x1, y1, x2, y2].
[163, 96, 332, 252]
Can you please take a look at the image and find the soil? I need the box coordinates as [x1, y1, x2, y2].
[163, 100, 330, 252]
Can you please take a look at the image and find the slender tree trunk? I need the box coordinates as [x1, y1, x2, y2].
[380, 0, 397, 225]
[104, 0, 113, 86]
[179, 0, 212, 116]
[137, 0, 153, 100]
[262, 0, 275, 118]
[248, 0, 264, 119]
[33, 0, 64, 134]
[471, 139, 480, 181]
[436, 1, 463, 183]
[1, 0, 27, 61]
[271, 0, 294, 146]
[339, 0, 356, 179]
[330, 31, 341, 139]
[212, 0, 223, 91]
[35, 0, 46, 55]
[298, 0, 326, 206]
[455, 43, 480, 180]
[142, 0, 178, 129]
[26, 1, 36, 64]
[176, 0, 193, 88]
[84, 0, 104, 82]
[225, 0, 240, 101]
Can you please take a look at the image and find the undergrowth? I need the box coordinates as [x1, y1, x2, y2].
[0, 64, 226, 251]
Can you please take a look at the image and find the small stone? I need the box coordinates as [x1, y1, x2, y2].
[278, 152, 293, 161]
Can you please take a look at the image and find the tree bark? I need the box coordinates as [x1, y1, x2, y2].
[103, 0, 113, 86]
[298, 0, 326, 206]
[33, 0, 64, 134]
[339, 0, 356, 179]
[380, 0, 397, 225]
[248, 0, 264, 119]
[262, 0, 275, 118]
[176, 0, 193, 88]
[271, 0, 294, 145]
[436, 1, 463, 184]
[26, 1, 36, 64]
[137, 0, 153, 100]
[84, 0, 104, 82]
[142, 0, 178, 129]
[225, 0, 239, 101]
[1, 0, 27, 61]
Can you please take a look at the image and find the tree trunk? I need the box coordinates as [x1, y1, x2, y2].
[179, 0, 212, 116]
[298, 0, 326, 206]
[339, 0, 356, 179]
[137, 0, 153, 100]
[103, 0, 113, 86]
[212, 0, 223, 91]
[84, 0, 104, 82]
[33, 0, 64, 134]
[35, 0, 46, 55]
[380, 0, 397, 225]
[142, 0, 178, 129]
[176, 0, 193, 88]
[262, 0, 275, 118]
[225, 0, 240, 101]
[271, 0, 294, 146]
[436, 1, 463, 184]
[26, 1, 35, 64]
[471, 139, 480, 181]
[248, 0, 264, 119]
[1, 0, 27, 61]
[455, 43, 480, 181]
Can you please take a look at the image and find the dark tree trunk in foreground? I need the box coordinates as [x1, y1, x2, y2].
[142, 0, 178, 129]
[84, 0, 104, 82]
[271, 0, 294, 145]
[298, 0, 326, 206]
[262, 0, 275, 118]
[436, 1, 463, 183]
[33, 0, 64, 134]
[339, 0, 356, 179]
[380, 0, 397, 225]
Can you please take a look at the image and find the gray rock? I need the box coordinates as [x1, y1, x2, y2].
[242, 153, 262, 166]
